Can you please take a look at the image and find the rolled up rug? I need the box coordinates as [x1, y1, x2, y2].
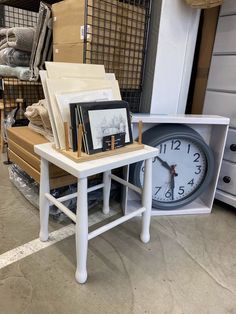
[0, 48, 31, 67]
[0, 64, 31, 80]
[0, 28, 7, 45]
[0, 27, 35, 52]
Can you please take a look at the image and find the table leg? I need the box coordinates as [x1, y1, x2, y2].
[140, 158, 152, 243]
[75, 177, 88, 284]
[0, 108, 4, 153]
[121, 165, 129, 215]
[39, 158, 50, 242]
[103, 170, 111, 214]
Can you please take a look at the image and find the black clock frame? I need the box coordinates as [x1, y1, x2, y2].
[130, 124, 215, 210]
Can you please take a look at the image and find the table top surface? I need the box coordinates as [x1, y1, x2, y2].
[35, 143, 158, 178]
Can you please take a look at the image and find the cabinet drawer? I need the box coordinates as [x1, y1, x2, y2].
[214, 15, 236, 54]
[207, 56, 236, 92]
[224, 128, 236, 162]
[217, 160, 236, 195]
[203, 91, 236, 127]
[220, 0, 236, 16]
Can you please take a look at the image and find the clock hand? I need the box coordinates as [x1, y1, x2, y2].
[170, 164, 178, 177]
[170, 165, 177, 200]
[155, 156, 171, 171]
[170, 173, 175, 200]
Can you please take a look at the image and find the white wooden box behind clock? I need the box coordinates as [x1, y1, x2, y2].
[124, 114, 229, 216]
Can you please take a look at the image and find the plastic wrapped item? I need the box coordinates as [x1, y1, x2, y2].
[8, 164, 39, 208]
[0, 48, 31, 67]
[3, 107, 29, 144]
[8, 164, 76, 221]
[13, 101, 29, 127]
[2, 107, 18, 143]
[8, 164, 121, 222]
[0, 64, 31, 80]
[50, 185, 77, 221]
[30, 2, 52, 80]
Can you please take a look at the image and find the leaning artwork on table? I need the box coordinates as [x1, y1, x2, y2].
[78, 100, 133, 154]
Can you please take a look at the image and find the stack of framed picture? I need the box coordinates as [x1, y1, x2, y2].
[40, 62, 122, 150]
[70, 100, 133, 155]
[39, 62, 141, 161]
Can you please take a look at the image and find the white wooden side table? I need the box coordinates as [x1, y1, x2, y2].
[34, 143, 158, 283]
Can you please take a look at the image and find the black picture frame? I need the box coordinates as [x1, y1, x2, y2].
[75, 100, 133, 155]
[69, 103, 77, 151]
[69, 102, 88, 152]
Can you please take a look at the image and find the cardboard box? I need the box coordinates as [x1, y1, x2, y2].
[8, 149, 41, 183]
[52, 0, 119, 45]
[53, 43, 84, 63]
[7, 127, 77, 186]
[52, 0, 86, 45]
[8, 126, 47, 156]
[8, 149, 77, 188]
[52, 0, 146, 88]
[8, 139, 41, 170]
[90, 0, 122, 47]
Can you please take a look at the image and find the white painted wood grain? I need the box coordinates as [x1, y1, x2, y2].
[35, 143, 158, 179]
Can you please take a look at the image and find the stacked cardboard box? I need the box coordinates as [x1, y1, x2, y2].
[52, 0, 146, 89]
[7, 127, 77, 188]
[52, 0, 86, 63]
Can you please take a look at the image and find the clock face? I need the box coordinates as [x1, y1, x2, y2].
[130, 124, 215, 210]
[139, 137, 208, 205]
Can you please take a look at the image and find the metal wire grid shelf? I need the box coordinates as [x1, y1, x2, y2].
[0, 0, 61, 12]
[2, 78, 44, 108]
[84, 0, 152, 112]
[0, 5, 44, 114]
[1, 4, 38, 27]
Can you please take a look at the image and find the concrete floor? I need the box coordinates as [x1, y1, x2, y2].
[1, 154, 236, 314]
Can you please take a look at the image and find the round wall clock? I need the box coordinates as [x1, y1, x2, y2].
[130, 124, 215, 210]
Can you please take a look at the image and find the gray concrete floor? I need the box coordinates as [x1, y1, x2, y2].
[1, 154, 236, 314]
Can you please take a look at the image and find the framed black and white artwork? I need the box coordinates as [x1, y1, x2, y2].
[78, 100, 133, 154]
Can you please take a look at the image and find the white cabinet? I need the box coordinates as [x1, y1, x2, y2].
[203, 0, 236, 208]
[214, 15, 236, 54]
[204, 91, 236, 127]
[224, 129, 236, 162]
[220, 0, 236, 16]
[217, 160, 236, 194]
[207, 56, 236, 92]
